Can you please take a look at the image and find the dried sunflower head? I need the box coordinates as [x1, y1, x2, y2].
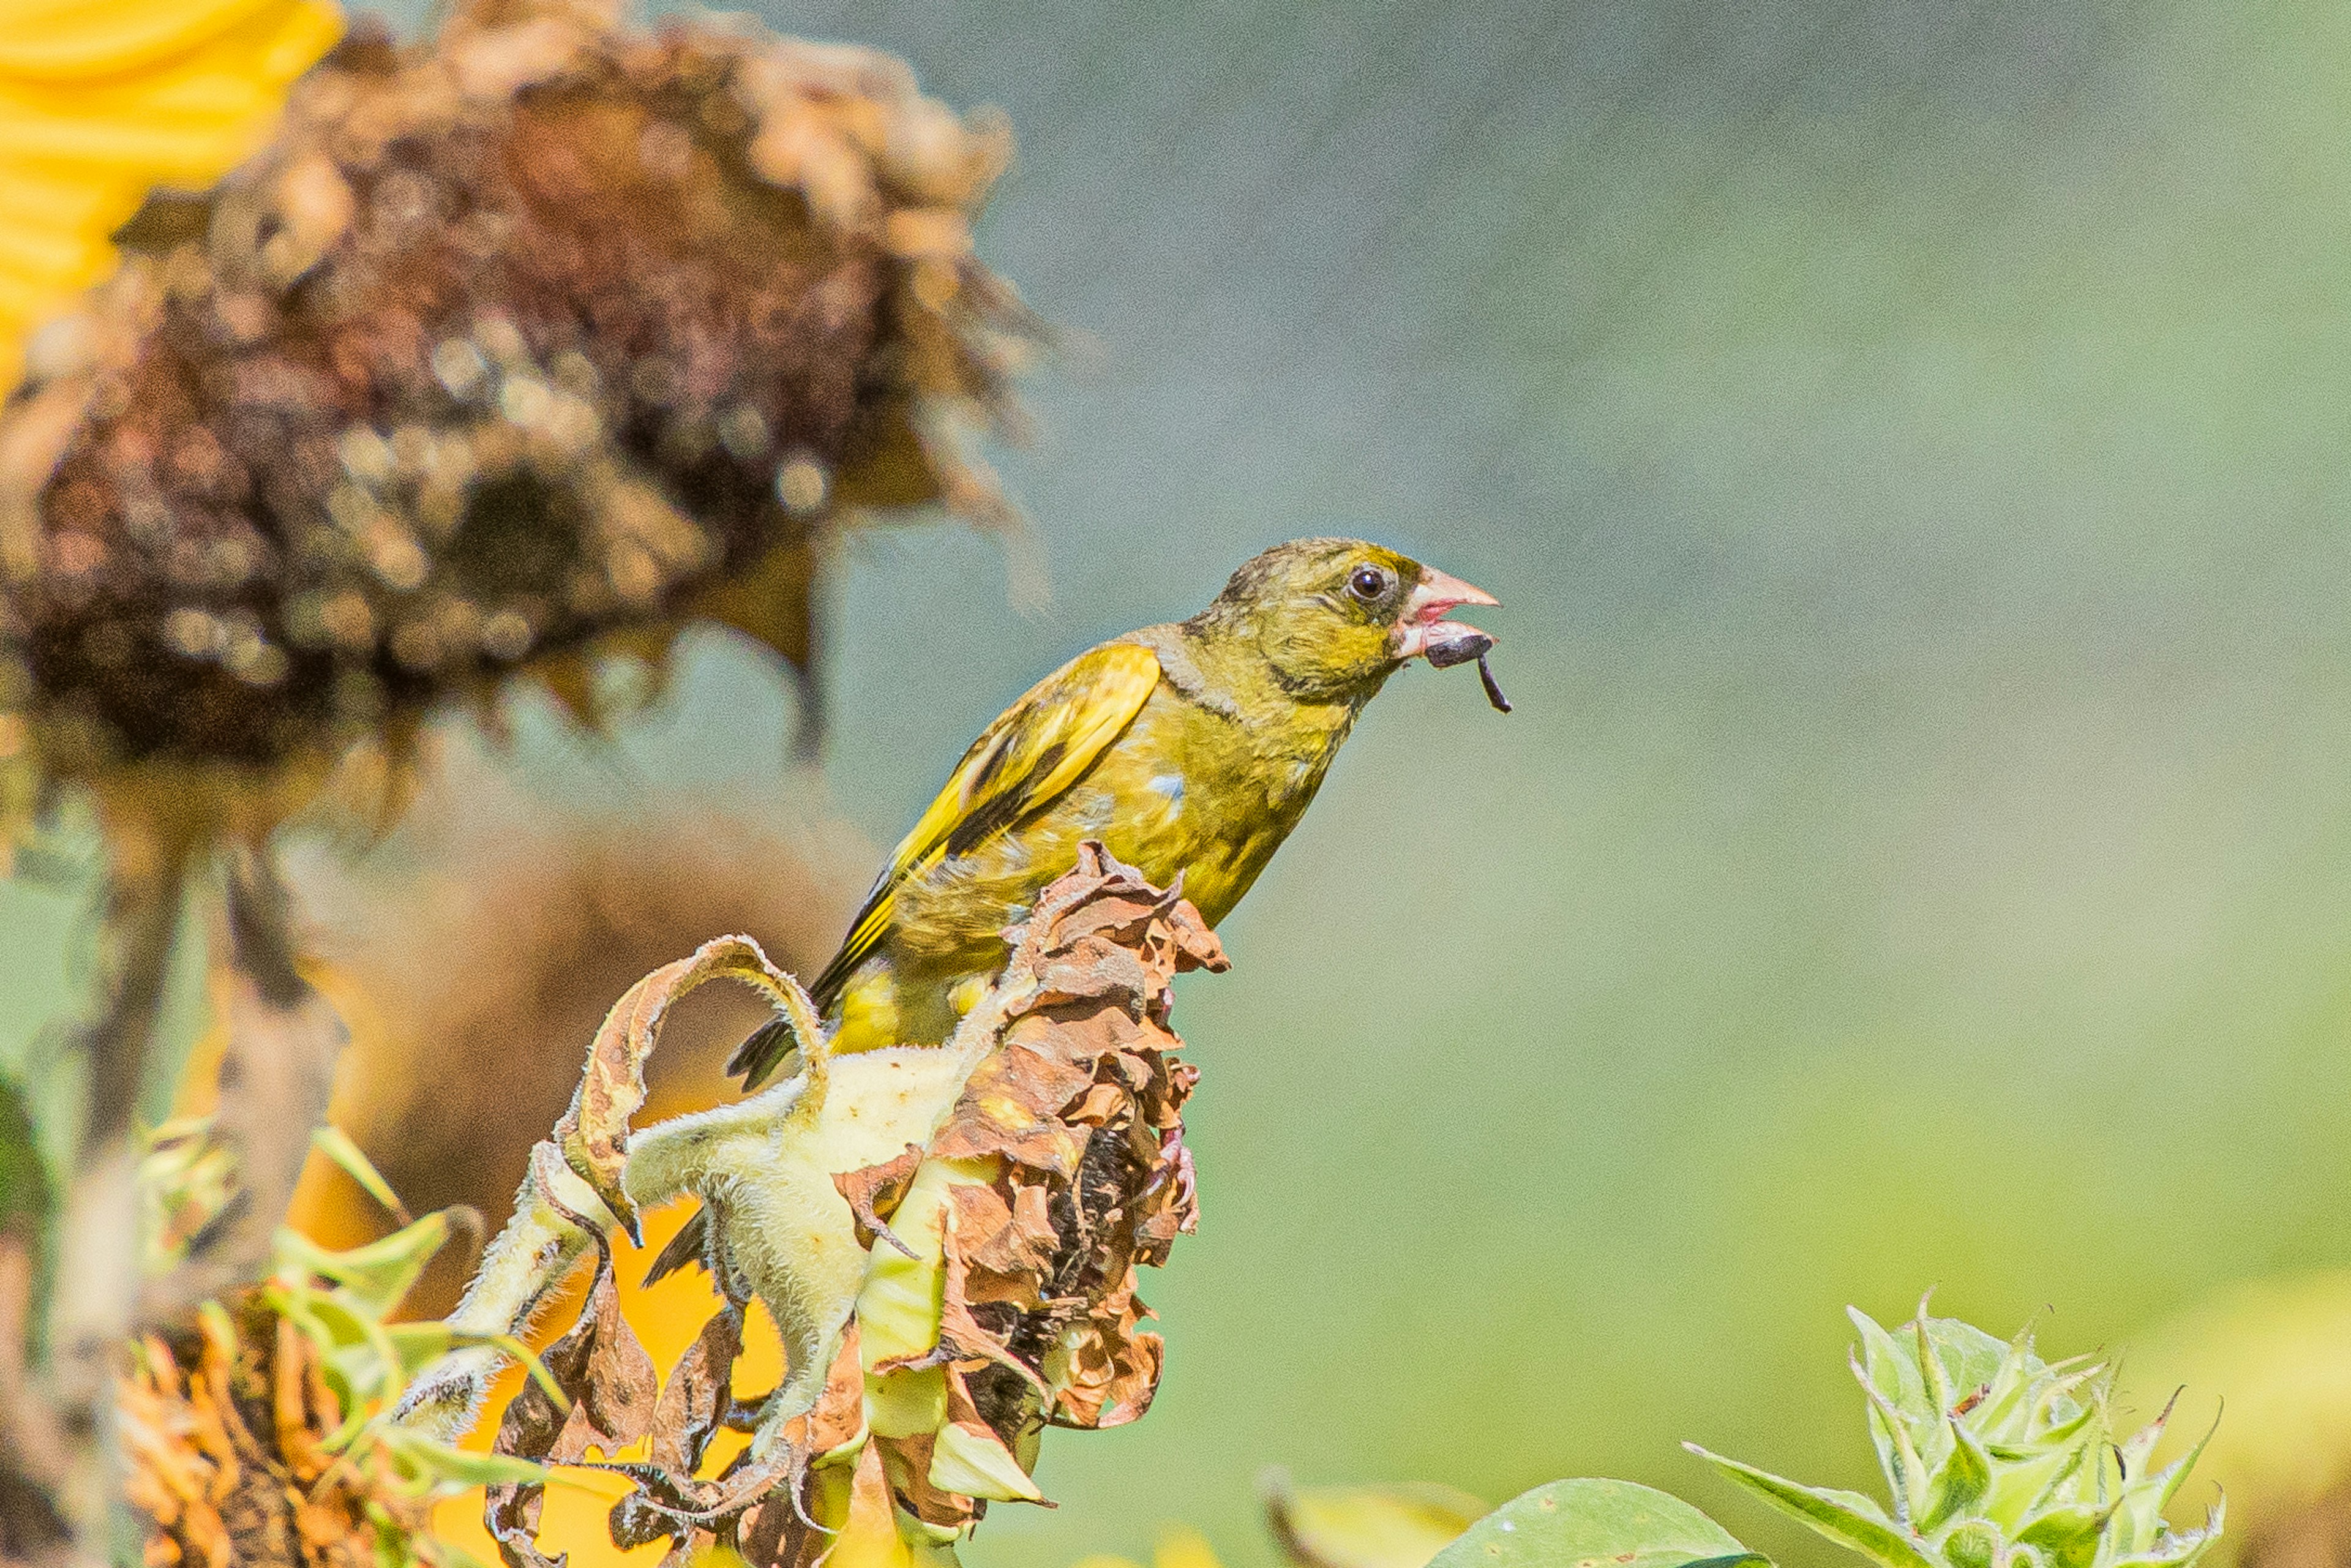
[0, 0, 1032, 856]
[388, 849, 1225, 1568]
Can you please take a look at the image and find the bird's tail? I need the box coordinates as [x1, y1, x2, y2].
[640, 1204, 710, 1288]
[724, 1015, 801, 1088]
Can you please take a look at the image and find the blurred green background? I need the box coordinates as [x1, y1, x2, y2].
[12, 0, 2351, 1562]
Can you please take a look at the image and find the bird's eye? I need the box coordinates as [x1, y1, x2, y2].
[1346, 565, 1390, 602]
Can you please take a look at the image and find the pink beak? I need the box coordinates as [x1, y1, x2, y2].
[1392, 565, 1500, 661]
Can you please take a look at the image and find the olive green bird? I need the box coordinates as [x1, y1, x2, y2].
[726, 535, 1502, 1087]
[642, 539, 1501, 1287]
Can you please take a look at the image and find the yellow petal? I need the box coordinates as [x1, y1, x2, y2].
[0, 0, 299, 80]
[1155, 1528, 1226, 1568]
[0, 0, 342, 395]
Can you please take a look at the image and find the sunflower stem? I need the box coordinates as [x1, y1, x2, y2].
[140, 844, 352, 1325]
[37, 827, 193, 1567]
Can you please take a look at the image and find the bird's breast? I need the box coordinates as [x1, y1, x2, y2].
[1093, 697, 1352, 925]
[885, 683, 1359, 1001]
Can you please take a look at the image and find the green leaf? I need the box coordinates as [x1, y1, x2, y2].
[311, 1126, 412, 1224]
[2142, 1403, 2221, 1518]
[271, 1284, 410, 1440]
[1425, 1478, 1764, 1568]
[1848, 1310, 1929, 1506]
[1854, 1371, 1932, 1527]
[274, 1211, 451, 1318]
[1974, 1324, 2039, 1432]
[373, 1427, 549, 1488]
[1978, 1442, 2077, 1532]
[1913, 1308, 1955, 1425]
[2030, 1395, 2103, 1455]
[2014, 1503, 2104, 1568]
[2112, 1500, 2225, 1568]
[1916, 1318, 2008, 1410]
[1913, 1318, 2015, 1472]
[1684, 1447, 1935, 1568]
[268, 1286, 366, 1439]
[1918, 1420, 1990, 1532]
[1849, 1310, 1924, 1418]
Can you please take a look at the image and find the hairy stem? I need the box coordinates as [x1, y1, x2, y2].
[392, 1144, 611, 1441]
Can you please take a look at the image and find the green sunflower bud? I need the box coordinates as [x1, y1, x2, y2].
[1690, 1305, 2224, 1568]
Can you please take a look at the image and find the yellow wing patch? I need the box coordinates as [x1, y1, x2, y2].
[809, 640, 1162, 1007]
[0, 0, 342, 392]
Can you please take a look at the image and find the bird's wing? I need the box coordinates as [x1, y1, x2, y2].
[728, 640, 1161, 1086]
[817, 639, 1162, 1005]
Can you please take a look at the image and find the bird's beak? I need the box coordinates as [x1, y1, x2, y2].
[1392, 565, 1500, 662]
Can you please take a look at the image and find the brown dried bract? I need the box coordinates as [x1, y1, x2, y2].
[648, 1305, 743, 1477]
[833, 1142, 925, 1258]
[0, 0, 1032, 844]
[484, 1237, 659, 1568]
[821, 846, 1221, 1525]
[554, 933, 820, 1239]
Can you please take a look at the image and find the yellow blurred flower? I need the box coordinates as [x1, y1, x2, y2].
[1068, 1480, 1487, 1568]
[2134, 1269, 2351, 1566]
[1263, 1477, 1485, 1568]
[1071, 1526, 1228, 1568]
[0, 0, 341, 391]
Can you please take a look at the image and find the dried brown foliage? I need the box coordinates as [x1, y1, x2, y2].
[465, 846, 1224, 1567]
[920, 855, 1216, 1439]
[0, 0, 1030, 844]
[119, 1300, 432, 1568]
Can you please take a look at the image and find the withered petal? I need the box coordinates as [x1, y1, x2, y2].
[648, 1305, 743, 1476]
[832, 1142, 926, 1258]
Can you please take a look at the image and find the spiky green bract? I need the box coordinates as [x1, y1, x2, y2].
[1689, 1306, 2224, 1568]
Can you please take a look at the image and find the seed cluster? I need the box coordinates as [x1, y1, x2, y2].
[121, 1297, 437, 1568]
[0, 0, 1028, 830]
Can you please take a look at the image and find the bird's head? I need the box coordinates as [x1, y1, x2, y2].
[1193, 537, 1499, 699]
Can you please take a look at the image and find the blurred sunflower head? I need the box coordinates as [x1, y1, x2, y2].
[0, 0, 1032, 863]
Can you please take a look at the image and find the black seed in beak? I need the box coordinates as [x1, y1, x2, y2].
[1475, 652, 1512, 713]
[1423, 626, 1491, 669]
[1422, 626, 1512, 713]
